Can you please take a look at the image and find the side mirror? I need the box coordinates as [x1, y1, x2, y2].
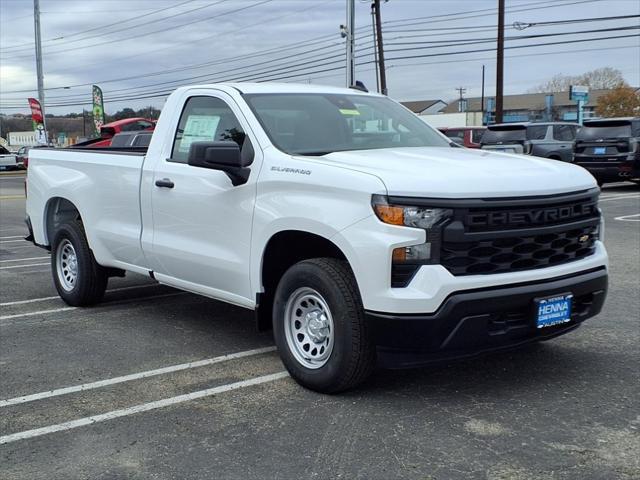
[187, 141, 251, 186]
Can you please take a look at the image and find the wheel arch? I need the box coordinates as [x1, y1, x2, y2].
[43, 197, 83, 247]
[256, 229, 353, 331]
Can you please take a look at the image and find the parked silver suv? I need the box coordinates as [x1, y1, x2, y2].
[480, 122, 578, 162]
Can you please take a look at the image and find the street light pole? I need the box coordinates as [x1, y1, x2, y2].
[33, 0, 47, 140]
[481, 64, 485, 124]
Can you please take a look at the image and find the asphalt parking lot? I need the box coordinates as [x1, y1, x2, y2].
[0, 171, 638, 480]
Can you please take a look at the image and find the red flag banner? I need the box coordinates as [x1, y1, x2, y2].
[28, 98, 43, 124]
[27, 98, 47, 145]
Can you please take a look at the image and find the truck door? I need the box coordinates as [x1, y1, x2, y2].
[145, 93, 258, 307]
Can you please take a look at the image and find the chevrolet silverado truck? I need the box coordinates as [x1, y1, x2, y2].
[26, 83, 608, 393]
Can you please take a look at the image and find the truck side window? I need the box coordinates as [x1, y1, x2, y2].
[170, 96, 245, 164]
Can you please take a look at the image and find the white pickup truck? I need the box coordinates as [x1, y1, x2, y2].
[26, 83, 608, 393]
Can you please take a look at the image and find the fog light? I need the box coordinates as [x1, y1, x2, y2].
[392, 243, 432, 263]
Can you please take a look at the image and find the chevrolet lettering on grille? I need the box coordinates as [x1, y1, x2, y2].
[466, 203, 596, 227]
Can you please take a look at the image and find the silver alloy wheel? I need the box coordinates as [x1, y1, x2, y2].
[56, 239, 78, 292]
[284, 287, 334, 369]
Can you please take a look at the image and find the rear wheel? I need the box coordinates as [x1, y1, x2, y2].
[273, 258, 375, 393]
[51, 220, 108, 306]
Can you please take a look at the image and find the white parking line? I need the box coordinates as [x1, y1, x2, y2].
[614, 213, 640, 222]
[0, 346, 277, 408]
[599, 194, 640, 202]
[0, 256, 49, 263]
[0, 307, 76, 320]
[0, 235, 24, 240]
[0, 291, 185, 323]
[0, 371, 289, 445]
[0, 262, 49, 270]
[0, 239, 26, 244]
[0, 283, 159, 307]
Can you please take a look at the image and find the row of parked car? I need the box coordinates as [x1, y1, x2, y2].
[439, 117, 640, 186]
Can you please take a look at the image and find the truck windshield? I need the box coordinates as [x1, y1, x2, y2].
[243, 93, 450, 155]
[481, 127, 526, 144]
[576, 122, 632, 141]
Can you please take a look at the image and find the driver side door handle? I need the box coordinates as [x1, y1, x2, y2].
[155, 178, 174, 189]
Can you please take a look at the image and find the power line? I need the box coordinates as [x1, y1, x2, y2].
[0, 0, 274, 59]
[3, 33, 634, 109]
[384, 25, 640, 50]
[36, 24, 638, 102]
[4, 11, 630, 97]
[0, 0, 206, 52]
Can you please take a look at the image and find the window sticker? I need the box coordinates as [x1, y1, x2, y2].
[178, 115, 221, 152]
[339, 108, 361, 116]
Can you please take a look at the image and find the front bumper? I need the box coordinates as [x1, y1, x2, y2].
[367, 267, 607, 368]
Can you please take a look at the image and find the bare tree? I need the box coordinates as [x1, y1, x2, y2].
[528, 68, 627, 93]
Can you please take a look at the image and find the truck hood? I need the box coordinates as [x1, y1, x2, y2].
[321, 147, 596, 198]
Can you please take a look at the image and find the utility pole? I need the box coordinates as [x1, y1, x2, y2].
[344, 0, 355, 87]
[373, 0, 387, 95]
[456, 87, 467, 112]
[33, 0, 47, 140]
[370, 3, 380, 93]
[495, 0, 505, 123]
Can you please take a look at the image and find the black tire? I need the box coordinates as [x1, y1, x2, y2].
[51, 220, 108, 306]
[273, 258, 375, 393]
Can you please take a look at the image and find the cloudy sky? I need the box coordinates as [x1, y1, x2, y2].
[0, 0, 638, 115]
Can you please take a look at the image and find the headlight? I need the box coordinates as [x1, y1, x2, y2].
[372, 195, 451, 229]
[372, 195, 452, 265]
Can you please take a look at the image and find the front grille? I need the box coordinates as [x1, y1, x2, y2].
[442, 225, 597, 275]
[437, 189, 600, 276]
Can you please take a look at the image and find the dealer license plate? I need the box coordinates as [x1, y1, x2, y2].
[594, 147, 607, 155]
[536, 293, 573, 329]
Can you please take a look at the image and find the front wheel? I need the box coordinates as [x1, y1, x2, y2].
[51, 220, 108, 306]
[273, 258, 375, 393]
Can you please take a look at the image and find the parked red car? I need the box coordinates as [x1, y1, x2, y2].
[439, 127, 486, 149]
[73, 118, 155, 148]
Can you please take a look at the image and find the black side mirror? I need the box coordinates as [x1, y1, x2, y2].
[187, 141, 251, 186]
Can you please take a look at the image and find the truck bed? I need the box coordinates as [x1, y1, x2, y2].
[27, 147, 148, 272]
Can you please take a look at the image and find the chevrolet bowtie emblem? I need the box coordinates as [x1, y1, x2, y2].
[578, 234, 590, 243]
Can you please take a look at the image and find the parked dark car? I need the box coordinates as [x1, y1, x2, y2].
[573, 117, 640, 185]
[480, 122, 577, 161]
[109, 131, 153, 148]
[439, 127, 486, 148]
